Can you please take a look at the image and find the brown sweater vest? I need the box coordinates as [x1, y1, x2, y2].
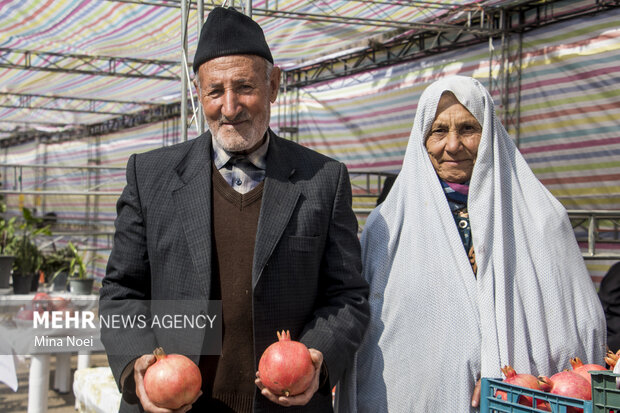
[198, 164, 263, 412]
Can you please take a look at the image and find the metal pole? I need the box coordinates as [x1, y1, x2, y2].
[588, 214, 596, 256]
[245, 0, 252, 18]
[181, 0, 188, 142]
[500, 10, 509, 127]
[295, 86, 299, 143]
[279, 72, 286, 133]
[487, 8, 493, 94]
[197, 0, 205, 135]
[514, 31, 523, 148]
[35, 136, 42, 212]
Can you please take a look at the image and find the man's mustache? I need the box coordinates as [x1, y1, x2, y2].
[219, 113, 250, 124]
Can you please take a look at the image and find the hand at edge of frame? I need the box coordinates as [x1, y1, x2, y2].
[255, 348, 323, 407]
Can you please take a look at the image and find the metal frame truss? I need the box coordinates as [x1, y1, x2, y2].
[285, 0, 619, 88]
[0, 47, 179, 81]
[0, 101, 182, 147]
[108, 0, 494, 32]
[281, 0, 618, 143]
[569, 210, 620, 260]
[276, 74, 301, 142]
[285, 28, 489, 89]
[1, 0, 618, 146]
[487, 10, 524, 148]
[0, 93, 159, 116]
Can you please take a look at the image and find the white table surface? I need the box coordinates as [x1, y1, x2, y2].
[0, 292, 104, 413]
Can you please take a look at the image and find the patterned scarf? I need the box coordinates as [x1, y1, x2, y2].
[440, 179, 469, 212]
[440, 179, 473, 267]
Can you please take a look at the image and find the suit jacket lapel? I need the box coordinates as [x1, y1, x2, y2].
[172, 133, 213, 299]
[253, 132, 300, 287]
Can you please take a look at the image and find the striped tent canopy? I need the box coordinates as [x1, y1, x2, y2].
[1, 1, 618, 211]
[0, 0, 489, 136]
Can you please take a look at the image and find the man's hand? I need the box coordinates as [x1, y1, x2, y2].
[255, 348, 323, 407]
[471, 378, 481, 408]
[133, 354, 202, 413]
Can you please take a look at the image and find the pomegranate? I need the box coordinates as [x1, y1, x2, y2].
[32, 292, 53, 312]
[15, 306, 35, 320]
[258, 330, 315, 397]
[496, 365, 549, 410]
[570, 357, 607, 383]
[605, 350, 619, 369]
[538, 371, 591, 413]
[143, 347, 201, 409]
[50, 296, 70, 311]
[15, 303, 43, 321]
[32, 292, 51, 301]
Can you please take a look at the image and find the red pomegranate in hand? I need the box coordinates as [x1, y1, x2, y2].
[143, 347, 202, 409]
[570, 357, 607, 383]
[258, 330, 315, 397]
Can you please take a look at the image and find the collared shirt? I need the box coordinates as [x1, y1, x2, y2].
[211, 132, 269, 194]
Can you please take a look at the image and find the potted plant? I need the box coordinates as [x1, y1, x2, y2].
[7, 207, 51, 294]
[41, 245, 73, 291]
[0, 202, 17, 289]
[10, 235, 42, 293]
[54, 242, 96, 295]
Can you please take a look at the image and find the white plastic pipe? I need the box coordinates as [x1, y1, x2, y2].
[28, 354, 50, 413]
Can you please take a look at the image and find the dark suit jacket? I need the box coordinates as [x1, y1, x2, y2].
[100, 130, 370, 412]
[599, 262, 620, 353]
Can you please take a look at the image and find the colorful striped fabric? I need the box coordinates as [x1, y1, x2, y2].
[0, 0, 474, 135]
[270, 9, 620, 210]
[270, 10, 620, 282]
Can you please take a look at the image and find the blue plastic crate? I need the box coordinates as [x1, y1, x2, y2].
[480, 377, 593, 413]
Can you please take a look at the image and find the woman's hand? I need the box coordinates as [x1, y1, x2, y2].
[471, 378, 481, 408]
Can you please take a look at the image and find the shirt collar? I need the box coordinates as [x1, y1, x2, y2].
[212, 131, 270, 171]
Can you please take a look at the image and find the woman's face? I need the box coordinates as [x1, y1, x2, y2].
[425, 92, 482, 183]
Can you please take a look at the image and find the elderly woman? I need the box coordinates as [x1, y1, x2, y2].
[336, 76, 605, 412]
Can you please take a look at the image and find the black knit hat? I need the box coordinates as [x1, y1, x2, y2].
[192, 7, 273, 73]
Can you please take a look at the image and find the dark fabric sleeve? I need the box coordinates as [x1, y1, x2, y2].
[99, 153, 158, 396]
[599, 262, 620, 353]
[299, 162, 370, 389]
[119, 359, 139, 404]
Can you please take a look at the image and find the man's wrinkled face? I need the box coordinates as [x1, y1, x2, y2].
[425, 92, 482, 183]
[195, 55, 280, 153]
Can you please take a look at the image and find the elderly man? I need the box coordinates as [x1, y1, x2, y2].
[100, 6, 369, 413]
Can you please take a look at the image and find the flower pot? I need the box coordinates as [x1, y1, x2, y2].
[0, 255, 15, 289]
[12, 272, 34, 294]
[52, 271, 69, 291]
[69, 278, 94, 295]
[30, 271, 41, 292]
